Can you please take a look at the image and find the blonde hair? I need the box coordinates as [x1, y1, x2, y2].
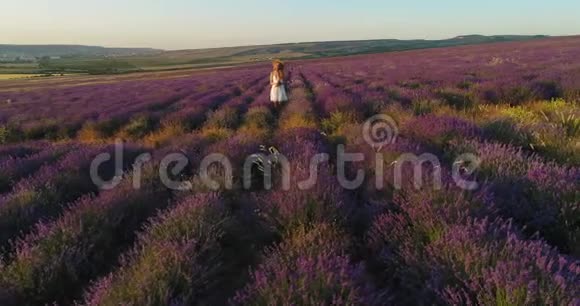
[272, 60, 285, 80]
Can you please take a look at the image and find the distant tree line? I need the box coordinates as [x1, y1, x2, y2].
[38, 57, 139, 74]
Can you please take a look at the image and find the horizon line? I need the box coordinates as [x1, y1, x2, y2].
[2, 33, 573, 52]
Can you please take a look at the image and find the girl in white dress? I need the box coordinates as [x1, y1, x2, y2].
[270, 60, 288, 106]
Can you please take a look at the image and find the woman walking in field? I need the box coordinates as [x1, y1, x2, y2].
[270, 60, 288, 106]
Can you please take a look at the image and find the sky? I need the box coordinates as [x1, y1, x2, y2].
[1, 0, 580, 50]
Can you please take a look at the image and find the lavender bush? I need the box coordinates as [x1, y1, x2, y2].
[0, 37, 578, 305]
[0, 169, 171, 305]
[82, 193, 227, 306]
[233, 223, 383, 305]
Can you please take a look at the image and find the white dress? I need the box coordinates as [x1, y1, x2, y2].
[270, 73, 288, 102]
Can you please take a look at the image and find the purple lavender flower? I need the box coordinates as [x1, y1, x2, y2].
[82, 193, 226, 306]
[233, 223, 384, 305]
[402, 115, 482, 147]
[429, 218, 579, 306]
[0, 144, 74, 193]
[0, 170, 171, 305]
[455, 140, 580, 253]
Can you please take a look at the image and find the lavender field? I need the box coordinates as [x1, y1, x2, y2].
[0, 37, 579, 305]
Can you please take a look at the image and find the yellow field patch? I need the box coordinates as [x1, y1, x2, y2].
[0, 74, 45, 80]
[0, 74, 77, 81]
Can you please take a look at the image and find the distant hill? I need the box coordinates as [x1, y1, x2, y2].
[194, 34, 549, 58]
[0, 45, 162, 58]
[156, 34, 547, 59]
[126, 35, 549, 70]
[0, 35, 551, 74]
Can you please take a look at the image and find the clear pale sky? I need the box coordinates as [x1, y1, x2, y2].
[2, 0, 579, 50]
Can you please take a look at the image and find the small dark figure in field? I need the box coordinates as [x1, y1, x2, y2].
[270, 60, 288, 107]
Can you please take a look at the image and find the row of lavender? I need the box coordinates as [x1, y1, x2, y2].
[0, 37, 578, 305]
[2, 38, 579, 145]
[0, 68, 278, 305]
[0, 84, 575, 302]
[299, 66, 579, 305]
[300, 37, 580, 107]
[0, 68, 266, 143]
[0, 65, 380, 304]
[0, 69, 268, 195]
